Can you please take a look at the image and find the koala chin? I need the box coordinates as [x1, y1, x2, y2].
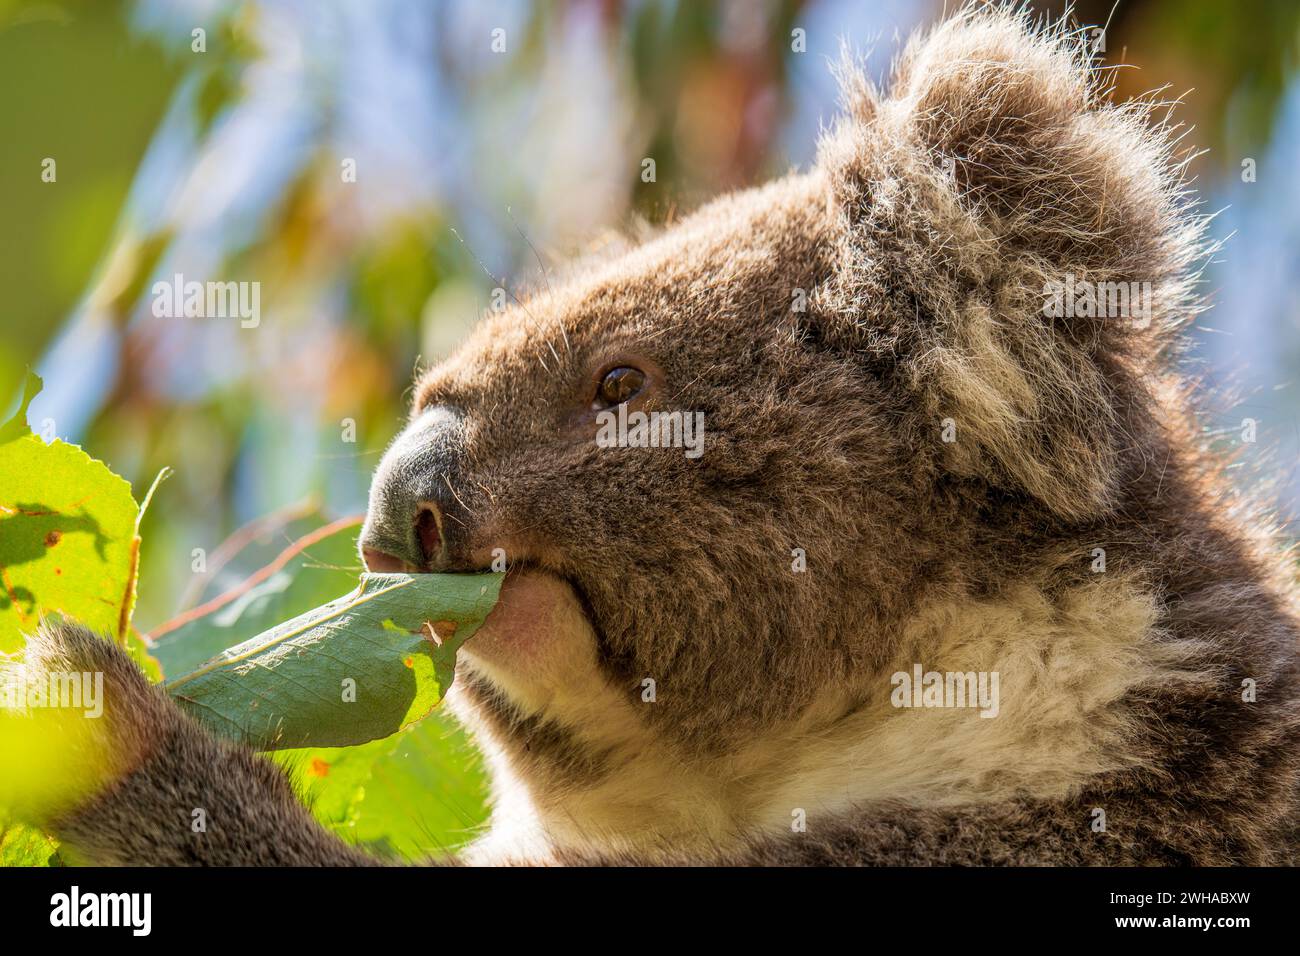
[26, 5, 1300, 866]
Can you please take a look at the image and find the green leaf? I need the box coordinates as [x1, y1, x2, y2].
[0, 372, 142, 867]
[0, 371, 140, 654]
[165, 572, 503, 750]
[0, 815, 61, 867]
[150, 513, 363, 678]
[0, 374, 156, 865]
[284, 713, 489, 860]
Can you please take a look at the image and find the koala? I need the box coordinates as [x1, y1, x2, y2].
[18, 6, 1300, 865]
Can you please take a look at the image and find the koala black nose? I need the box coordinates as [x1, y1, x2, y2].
[361, 502, 442, 573]
[359, 406, 465, 573]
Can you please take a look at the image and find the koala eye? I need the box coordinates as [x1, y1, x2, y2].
[595, 366, 646, 408]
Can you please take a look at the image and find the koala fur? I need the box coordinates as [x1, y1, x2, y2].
[21, 6, 1300, 865]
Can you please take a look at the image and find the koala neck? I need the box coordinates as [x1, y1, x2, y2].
[455, 574, 1200, 863]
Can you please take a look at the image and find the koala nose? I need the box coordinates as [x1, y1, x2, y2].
[359, 406, 466, 573]
[361, 502, 443, 573]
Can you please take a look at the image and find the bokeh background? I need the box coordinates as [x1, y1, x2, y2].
[3, 0, 1299, 641]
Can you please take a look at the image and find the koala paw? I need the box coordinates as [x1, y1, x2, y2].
[1, 619, 168, 824]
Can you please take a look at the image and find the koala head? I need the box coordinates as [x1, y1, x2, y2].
[358, 9, 1203, 850]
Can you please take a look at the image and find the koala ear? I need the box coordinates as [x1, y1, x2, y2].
[811, 7, 1207, 520]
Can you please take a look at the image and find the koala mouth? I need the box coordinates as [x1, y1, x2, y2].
[360, 526, 606, 668]
[452, 561, 605, 669]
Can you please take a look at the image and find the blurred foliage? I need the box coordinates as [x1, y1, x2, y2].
[1064, 0, 1300, 168]
[0, 0, 178, 395]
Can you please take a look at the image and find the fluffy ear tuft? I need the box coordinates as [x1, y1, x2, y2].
[812, 4, 1209, 520]
[886, 6, 1204, 279]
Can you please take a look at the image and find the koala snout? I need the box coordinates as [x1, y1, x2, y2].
[360, 405, 475, 573]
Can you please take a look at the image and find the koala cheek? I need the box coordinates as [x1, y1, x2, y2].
[458, 570, 600, 711]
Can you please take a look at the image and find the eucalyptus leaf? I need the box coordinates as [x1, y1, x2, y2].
[1, 372, 145, 868]
[165, 572, 502, 750]
[283, 712, 489, 860]
[150, 512, 363, 678]
[0, 371, 139, 654]
[0, 815, 60, 867]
